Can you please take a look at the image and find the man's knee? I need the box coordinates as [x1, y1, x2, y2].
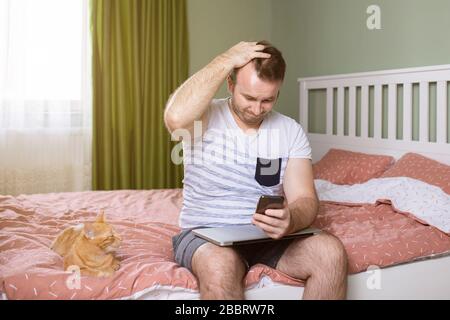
[311, 233, 347, 272]
[192, 243, 246, 283]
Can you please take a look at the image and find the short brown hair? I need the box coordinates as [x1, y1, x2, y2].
[230, 40, 286, 83]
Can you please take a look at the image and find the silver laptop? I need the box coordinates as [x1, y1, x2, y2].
[192, 224, 321, 246]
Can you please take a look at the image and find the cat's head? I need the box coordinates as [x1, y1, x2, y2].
[83, 211, 121, 252]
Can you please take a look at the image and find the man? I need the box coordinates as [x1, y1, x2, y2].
[164, 41, 348, 300]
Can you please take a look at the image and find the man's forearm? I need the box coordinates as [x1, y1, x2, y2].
[164, 54, 233, 131]
[287, 196, 319, 233]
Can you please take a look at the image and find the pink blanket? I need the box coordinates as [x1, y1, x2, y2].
[1, 189, 449, 299]
[0, 190, 299, 299]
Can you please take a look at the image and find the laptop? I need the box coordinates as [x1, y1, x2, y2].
[192, 224, 321, 246]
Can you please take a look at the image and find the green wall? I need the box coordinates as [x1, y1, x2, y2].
[188, 0, 450, 138]
[272, 0, 450, 122]
[187, 0, 272, 98]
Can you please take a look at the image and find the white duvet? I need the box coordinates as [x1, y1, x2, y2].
[315, 177, 450, 234]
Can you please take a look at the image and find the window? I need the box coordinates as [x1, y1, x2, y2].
[0, 0, 92, 195]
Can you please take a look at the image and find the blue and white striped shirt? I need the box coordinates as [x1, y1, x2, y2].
[179, 98, 312, 229]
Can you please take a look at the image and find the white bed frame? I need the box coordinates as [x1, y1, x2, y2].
[249, 64, 450, 300]
[299, 64, 450, 164]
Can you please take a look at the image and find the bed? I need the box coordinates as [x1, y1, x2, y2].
[296, 64, 450, 299]
[1, 64, 450, 300]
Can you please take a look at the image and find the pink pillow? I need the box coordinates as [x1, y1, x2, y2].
[313, 148, 395, 185]
[380, 152, 450, 194]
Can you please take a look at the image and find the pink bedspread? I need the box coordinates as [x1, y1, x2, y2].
[1, 189, 449, 299]
[316, 200, 450, 274]
[0, 189, 299, 300]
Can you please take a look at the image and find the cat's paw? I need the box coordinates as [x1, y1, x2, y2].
[112, 259, 120, 271]
[98, 270, 113, 277]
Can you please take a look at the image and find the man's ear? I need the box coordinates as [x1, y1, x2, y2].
[275, 90, 281, 103]
[226, 74, 234, 95]
[96, 211, 105, 223]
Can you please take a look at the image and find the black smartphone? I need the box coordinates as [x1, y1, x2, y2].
[255, 195, 285, 214]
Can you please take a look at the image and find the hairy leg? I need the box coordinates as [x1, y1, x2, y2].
[191, 243, 247, 300]
[276, 232, 348, 299]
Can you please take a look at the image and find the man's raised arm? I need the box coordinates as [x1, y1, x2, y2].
[164, 42, 270, 134]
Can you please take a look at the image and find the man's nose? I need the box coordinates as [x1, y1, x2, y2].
[251, 102, 262, 115]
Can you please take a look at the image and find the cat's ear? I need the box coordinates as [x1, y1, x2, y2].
[96, 211, 105, 223]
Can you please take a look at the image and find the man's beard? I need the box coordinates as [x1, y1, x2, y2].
[229, 98, 266, 126]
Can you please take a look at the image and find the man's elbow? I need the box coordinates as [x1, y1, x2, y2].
[164, 111, 183, 133]
[164, 93, 182, 132]
[164, 98, 187, 133]
[307, 195, 320, 227]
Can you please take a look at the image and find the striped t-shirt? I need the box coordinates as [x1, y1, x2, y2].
[179, 97, 312, 229]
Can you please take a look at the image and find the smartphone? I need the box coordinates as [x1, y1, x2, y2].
[255, 195, 285, 214]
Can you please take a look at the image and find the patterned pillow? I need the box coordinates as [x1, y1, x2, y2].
[313, 148, 395, 185]
[380, 152, 450, 194]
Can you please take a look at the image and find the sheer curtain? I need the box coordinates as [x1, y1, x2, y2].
[0, 0, 92, 195]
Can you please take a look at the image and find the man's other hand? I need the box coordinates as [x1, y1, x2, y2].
[220, 41, 271, 69]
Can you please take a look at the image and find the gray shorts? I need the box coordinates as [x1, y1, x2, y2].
[172, 228, 294, 272]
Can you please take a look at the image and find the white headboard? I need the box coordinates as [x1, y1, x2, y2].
[298, 64, 450, 165]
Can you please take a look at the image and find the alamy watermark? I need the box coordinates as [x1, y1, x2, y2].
[65, 265, 81, 290]
[365, 265, 382, 290]
[367, 5, 381, 30]
[170, 121, 282, 173]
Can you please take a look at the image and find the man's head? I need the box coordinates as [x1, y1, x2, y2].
[227, 40, 286, 127]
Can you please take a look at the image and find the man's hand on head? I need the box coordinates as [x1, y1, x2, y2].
[220, 41, 271, 70]
[252, 206, 293, 240]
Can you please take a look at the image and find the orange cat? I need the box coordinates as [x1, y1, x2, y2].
[51, 211, 121, 277]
